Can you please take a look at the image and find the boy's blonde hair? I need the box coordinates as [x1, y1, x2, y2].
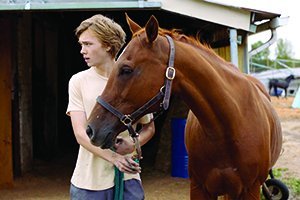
[76, 14, 126, 58]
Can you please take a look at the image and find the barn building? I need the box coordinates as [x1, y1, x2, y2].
[0, 0, 284, 187]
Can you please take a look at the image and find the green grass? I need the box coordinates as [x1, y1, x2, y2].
[285, 177, 300, 195]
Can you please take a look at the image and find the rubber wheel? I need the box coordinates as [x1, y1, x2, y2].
[262, 179, 289, 200]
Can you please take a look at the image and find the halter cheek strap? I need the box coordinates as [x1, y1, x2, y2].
[163, 35, 176, 110]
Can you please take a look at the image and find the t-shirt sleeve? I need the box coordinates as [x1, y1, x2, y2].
[66, 75, 84, 116]
[138, 113, 153, 124]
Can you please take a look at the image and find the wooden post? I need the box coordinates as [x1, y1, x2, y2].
[0, 18, 14, 188]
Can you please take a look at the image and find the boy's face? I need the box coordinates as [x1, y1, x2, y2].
[78, 29, 110, 68]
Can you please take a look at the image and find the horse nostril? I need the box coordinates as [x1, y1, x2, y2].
[86, 125, 94, 139]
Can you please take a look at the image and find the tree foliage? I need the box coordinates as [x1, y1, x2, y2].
[250, 38, 300, 72]
[250, 41, 272, 72]
[275, 38, 294, 60]
[251, 41, 270, 61]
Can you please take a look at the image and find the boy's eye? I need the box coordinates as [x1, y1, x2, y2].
[79, 42, 92, 46]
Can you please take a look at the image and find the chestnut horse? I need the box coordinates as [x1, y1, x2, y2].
[86, 15, 282, 199]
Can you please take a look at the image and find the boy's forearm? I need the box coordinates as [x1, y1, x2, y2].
[138, 121, 155, 146]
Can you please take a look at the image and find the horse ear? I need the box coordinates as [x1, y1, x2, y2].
[125, 13, 141, 34]
[145, 15, 159, 44]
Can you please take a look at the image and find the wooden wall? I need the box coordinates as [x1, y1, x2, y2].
[214, 45, 246, 72]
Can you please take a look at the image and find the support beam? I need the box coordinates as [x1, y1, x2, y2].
[229, 28, 239, 67]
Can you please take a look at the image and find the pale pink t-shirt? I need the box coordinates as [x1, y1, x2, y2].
[66, 67, 152, 190]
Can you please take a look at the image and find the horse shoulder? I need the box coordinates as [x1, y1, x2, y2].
[245, 75, 271, 101]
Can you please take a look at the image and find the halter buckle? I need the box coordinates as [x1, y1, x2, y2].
[121, 115, 133, 126]
[166, 66, 176, 80]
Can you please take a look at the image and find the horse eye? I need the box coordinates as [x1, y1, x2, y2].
[119, 65, 133, 76]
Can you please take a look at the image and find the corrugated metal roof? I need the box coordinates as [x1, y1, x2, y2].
[252, 68, 300, 79]
[205, 0, 281, 15]
[0, 0, 161, 10]
[205, 0, 281, 22]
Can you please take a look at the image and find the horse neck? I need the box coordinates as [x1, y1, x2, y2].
[173, 43, 243, 131]
[286, 76, 293, 83]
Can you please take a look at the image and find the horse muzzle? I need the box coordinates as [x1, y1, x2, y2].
[86, 125, 115, 149]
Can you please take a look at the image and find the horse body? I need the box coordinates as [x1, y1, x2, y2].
[172, 41, 282, 199]
[269, 75, 295, 97]
[86, 15, 282, 199]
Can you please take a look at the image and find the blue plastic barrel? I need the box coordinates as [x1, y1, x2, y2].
[171, 118, 189, 178]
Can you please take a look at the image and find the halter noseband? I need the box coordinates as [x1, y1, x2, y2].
[96, 35, 175, 158]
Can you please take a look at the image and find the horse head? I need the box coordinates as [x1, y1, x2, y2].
[286, 74, 295, 82]
[86, 15, 173, 148]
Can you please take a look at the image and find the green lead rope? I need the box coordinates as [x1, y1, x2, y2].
[114, 166, 124, 200]
[114, 158, 140, 200]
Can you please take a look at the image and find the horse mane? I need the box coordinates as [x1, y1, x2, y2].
[133, 27, 237, 71]
[132, 27, 209, 51]
[159, 28, 219, 58]
[131, 27, 241, 77]
[160, 28, 203, 46]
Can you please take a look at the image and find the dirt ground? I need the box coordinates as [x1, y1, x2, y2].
[0, 97, 299, 200]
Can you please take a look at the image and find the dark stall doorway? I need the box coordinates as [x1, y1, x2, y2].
[32, 12, 79, 162]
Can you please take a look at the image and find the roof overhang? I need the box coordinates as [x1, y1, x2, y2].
[159, 0, 282, 33]
[160, 0, 251, 31]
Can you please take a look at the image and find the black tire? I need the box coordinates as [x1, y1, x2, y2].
[262, 179, 289, 200]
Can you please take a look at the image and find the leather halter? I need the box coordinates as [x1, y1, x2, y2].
[96, 35, 175, 157]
